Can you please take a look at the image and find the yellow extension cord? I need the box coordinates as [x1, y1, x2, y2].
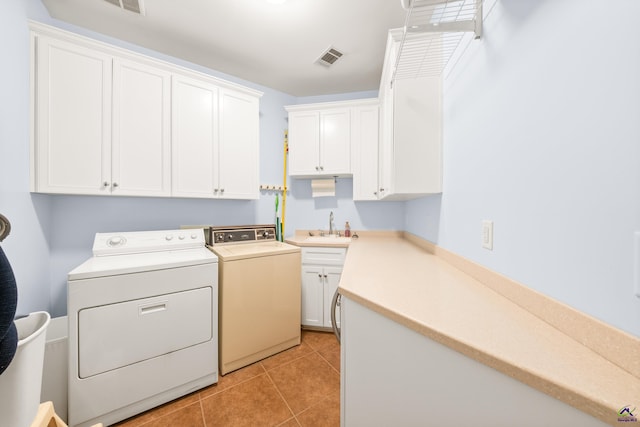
[281, 130, 288, 241]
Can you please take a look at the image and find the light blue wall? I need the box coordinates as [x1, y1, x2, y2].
[405, 0, 640, 337]
[0, 0, 404, 317]
[9, 1, 637, 338]
[0, 0, 52, 318]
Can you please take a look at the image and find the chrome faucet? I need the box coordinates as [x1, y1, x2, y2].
[329, 211, 335, 236]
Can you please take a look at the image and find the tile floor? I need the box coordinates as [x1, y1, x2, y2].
[113, 330, 341, 427]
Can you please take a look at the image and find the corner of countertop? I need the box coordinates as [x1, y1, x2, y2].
[400, 231, 640, 380]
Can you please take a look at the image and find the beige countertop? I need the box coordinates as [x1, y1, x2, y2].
[337, 234, 639, 426]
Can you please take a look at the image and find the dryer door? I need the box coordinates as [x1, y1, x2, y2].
[78, 286, 212, 378]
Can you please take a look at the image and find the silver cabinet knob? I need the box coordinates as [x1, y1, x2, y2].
[319, 166, 324, 171]
[113, 182, 119, 188]
[103, 182, 109, 187]
[213, 188, 219, 193]
[315, 166, 319, 171]
[220, 188, 225, 193]
[318, 274, 323, 279]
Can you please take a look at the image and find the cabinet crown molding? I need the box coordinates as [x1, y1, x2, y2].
[285, 98, 378, 113]
[29, 20, 263, 99]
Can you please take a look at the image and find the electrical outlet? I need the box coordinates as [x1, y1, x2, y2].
[482, 220, 493, 250]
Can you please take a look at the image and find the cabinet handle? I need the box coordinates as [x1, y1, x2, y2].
[315, 166, 319, 171]
[220, 188, 225, 193]
[112, 182, 118, 188]
[213, 189, 219, 193]
[319, 166, 324, 171]
[373, 191, 378, 195]
[379, 188, 385, 192]
[103, 182, 109, 187]
[323, 274, 328, 279]
[318, 274, 323, 279]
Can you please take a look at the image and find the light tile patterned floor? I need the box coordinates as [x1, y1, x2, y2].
[113, 330, 340, 427]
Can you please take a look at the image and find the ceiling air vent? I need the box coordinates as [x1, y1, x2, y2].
[104, 0, 145, 15]
[316, 47, 343, 67]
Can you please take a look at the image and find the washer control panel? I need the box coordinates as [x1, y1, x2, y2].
[210, 225, 276, 245]
[93, 229, 206, 256]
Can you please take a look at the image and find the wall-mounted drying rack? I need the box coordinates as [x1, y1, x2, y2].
[392, 0, 483, 84]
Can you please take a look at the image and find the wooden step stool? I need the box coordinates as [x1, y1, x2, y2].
[31, 401, 103, 427]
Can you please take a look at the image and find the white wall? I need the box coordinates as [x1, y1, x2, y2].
[0, 0, 404, 317]
[406, 0, 640, 337]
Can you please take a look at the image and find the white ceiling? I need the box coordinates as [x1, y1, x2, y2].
[40, 0, 408, 96]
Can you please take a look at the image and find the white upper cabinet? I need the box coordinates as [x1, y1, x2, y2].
[171, 74, 219, 198]
[33, 35, 112, 195]
[286, 102, 355, 178]
[30, 23, 262, 199]
[351, 101, 380, 201]
[319, 108, 351, 175]
[172, 77, 260, 200]
[217, 88, 259, 199]
[288, 111, 320, 176]
[112, 58, 171, 197]
[377, 29, 442, 200]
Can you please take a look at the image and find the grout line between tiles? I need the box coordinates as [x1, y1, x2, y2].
[265, 366, 298, 421]
[262, 351, 313, 372]
[315, 348, 340, 375]
[198, 398, 207, 427]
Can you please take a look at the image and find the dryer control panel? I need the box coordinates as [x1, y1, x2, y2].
[92, 229, 206, 256]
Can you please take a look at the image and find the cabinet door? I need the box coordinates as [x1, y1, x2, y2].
[319, 109, 351, 175]
[352, 105, 380, 201]
[171, 74, 219, 198]
[218, 88, 259, 199]
[323, 266, 342, 329]
[288, 111, 320, 176]
[112, 59, 171, 197]
[393, 76, 442, 195]
[34, 36, 112, 195]
[301, 266, 324, 328]
[378, 77, 395, 199]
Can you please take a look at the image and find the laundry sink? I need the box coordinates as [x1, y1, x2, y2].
[303, 236, 352, 245]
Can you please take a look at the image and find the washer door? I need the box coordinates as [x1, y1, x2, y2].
[78, 286, 212, 378]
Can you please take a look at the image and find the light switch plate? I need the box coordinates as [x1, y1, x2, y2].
[482, 220, 493, 250]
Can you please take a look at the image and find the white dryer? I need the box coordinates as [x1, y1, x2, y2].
[67, 229, 218, 427]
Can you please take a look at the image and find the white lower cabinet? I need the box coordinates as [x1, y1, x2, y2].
[301, 247, 346, 329]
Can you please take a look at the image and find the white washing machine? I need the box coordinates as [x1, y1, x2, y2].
[67, 229, 218, 427]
